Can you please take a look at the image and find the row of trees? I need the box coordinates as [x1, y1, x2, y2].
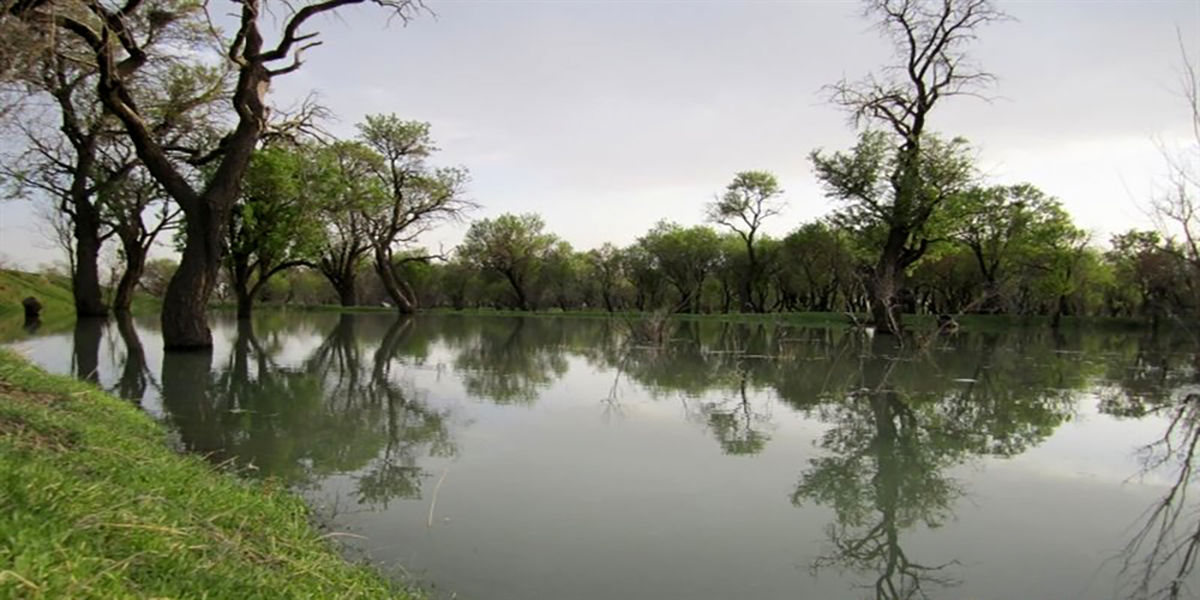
[217, 198, 1188, 325]
[2, 0, 1196, 349]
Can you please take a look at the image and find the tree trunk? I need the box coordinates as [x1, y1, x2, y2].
[235, 286, 253, 320]
[870, 264, 903, 335]
[870, 228, 910, 335]
[162, 212, 222, 349]
[503, 270, 529, 311]
[1051, 294, 1068, 330]
[373, 250, 418, 314]
[72, 204, 108, 317]
[113, 237, 147, 315]
[338, 280, 358, 307]
[319, 261, 359, 307]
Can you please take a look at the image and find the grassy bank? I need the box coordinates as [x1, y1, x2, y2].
[0, 271, 74, 320]
[0, 350, 418, 599]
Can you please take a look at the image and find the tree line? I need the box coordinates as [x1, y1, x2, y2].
[2, 0, 1196, 350]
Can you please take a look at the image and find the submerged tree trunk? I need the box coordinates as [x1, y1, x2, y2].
[338, 282, 359, 307]
[113, 237, 147, 315]
[318, 258, 361, 307]
[503, 270, 530, 311]
[72, 202, 108, 317]
[162, 210, 224, 349]
[374, 250, 418, 314]
[114, 312, 148, 402]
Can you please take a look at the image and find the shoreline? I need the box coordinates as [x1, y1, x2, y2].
[0, 349, 422, 599]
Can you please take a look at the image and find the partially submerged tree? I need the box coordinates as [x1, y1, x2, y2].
[637, 221, 722, 313]
[313, 140, 386, 307]
[460, 213, 557, 311]
[225, 144, 326, 319]
[7, 0, 424, 348]
[707, 170, 784, 313]
[813, 131, 976, 326]
[357, 116, 473, 314]
[818, 0, 1006, 334]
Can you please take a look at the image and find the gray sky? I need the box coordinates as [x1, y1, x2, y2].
[1, 0, 1197, 269]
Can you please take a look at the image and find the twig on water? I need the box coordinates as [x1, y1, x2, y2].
[426, 467, 449, 528]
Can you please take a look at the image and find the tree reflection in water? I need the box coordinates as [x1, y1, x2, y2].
[159, 315, 455, 508]
[791, 333, 1077, 599]
[452, 317, 568, 404]
[1108, 335, 1200, 600]
[111, 313, 151, 403]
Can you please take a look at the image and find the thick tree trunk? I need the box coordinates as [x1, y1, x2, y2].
[235, 286, 253, 320]
[503, 270, 529, 311]
[72, 205, 108, 317]
[338, 281, 358, 307]
[374, 250, 418, 314]
[870, 227, 912, 335]
[319, 261, 360, 307]
[162, 212, 222, 349]
[870, 263, 903, 335]
[1051, 294, 1068, 330]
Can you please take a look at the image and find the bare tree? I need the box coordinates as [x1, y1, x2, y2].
[1148, 34, 1200, 326]
[824, 0, 1007, 334]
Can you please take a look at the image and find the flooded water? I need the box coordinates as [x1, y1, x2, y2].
[5, 312, 1199, 599]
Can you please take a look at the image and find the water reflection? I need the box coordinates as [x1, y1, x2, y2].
[113, 313, 150, 403]
[6, 313, 1199, 599]
[789, 334, 1076, 598]
[159, 316, 455, 506]
[1104, 335, 1200, 600]
[72, 317, 105, 383]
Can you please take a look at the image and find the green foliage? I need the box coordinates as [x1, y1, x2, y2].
[813, 130, 976, 246]
[227, 144, 330, 305]
[459, 213, 557, 310]
[636, 221, 722, 311]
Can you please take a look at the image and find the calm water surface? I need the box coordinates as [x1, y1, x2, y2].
[5, 313, 1200, 599]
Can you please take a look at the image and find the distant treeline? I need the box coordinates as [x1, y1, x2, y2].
[137, 204, 1197, 325]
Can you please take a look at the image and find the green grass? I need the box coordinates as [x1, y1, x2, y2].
[0, 271, 74, 320]
[0, 349, 421, 599]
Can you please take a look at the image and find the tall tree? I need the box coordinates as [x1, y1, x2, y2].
[102, 168, 181, 314]
[313, 140, 385, 307]
[225, 144, 326, 319]
[459, 213, 557, 311]
[2, 42, 128, 317]
[707, 170, 784, 313]
[637, 221, 722, 314]
[357, 116, 473, 314]
[817, 0, 1005, 334]
[8, 0, 423, 348]
[813, 131, 975, 323]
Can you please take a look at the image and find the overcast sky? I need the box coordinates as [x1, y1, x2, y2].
[1, 0, 1197, 269]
